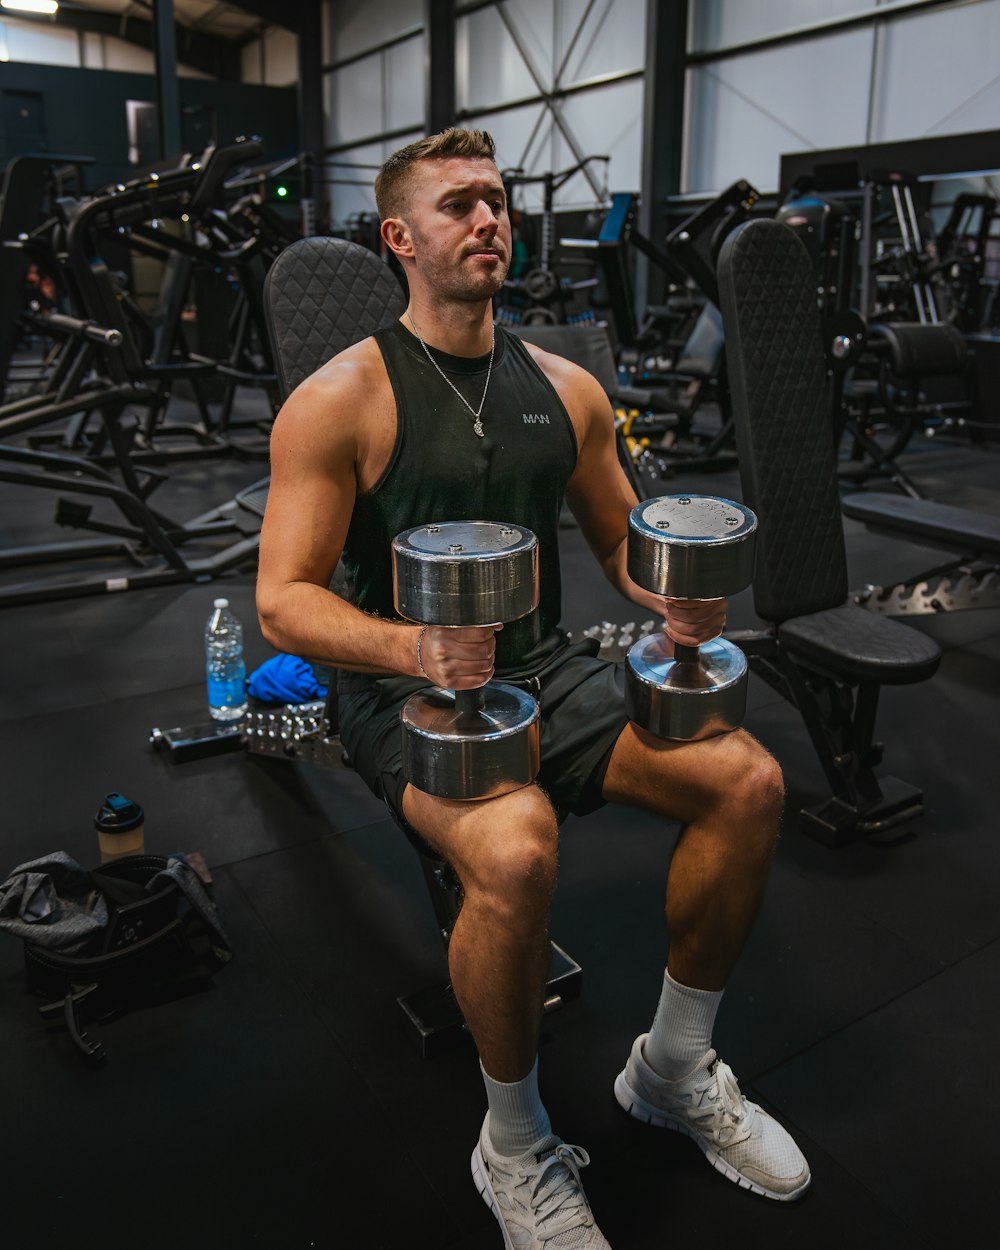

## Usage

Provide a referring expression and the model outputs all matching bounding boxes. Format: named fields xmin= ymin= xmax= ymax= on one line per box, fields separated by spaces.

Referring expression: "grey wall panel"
xmin=554 ymin=78 xmax=642 ymax=203
xmin=557 ymin=0 xmax=645 ymax=86
xmin=385 ymin=36 xmax=425 ymax=132
xmin=873 ymin=0 xmax=1000 ymax=142
xmin=683 ymin=25 xmax=874 ymax=193
xmin=456 ymin=5 xmax=541 ymax=112
xmin=325 ymin=0 xmax=650 ymax=224
xmin=689 ymin=0 xmax=880 ymax=53
xmin=328 ymin=54 xmax=385 ymax=147
xmin=328 ymin=0 xmax=424 ymax=63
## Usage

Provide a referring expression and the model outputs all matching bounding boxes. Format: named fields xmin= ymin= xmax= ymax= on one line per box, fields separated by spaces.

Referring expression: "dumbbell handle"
xmin=454 ymin=687 xmax=487 ymax=716
xmin=672 ymin=642 xmax=701 ymax=666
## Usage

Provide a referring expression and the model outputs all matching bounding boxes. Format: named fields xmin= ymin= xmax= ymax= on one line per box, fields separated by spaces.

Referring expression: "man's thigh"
xmin=337 ymin=644 xmax=631 ymax=832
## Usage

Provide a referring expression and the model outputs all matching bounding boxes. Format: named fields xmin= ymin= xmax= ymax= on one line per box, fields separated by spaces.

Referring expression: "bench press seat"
xmin=777 ymin=602 xmax=941 ymax=683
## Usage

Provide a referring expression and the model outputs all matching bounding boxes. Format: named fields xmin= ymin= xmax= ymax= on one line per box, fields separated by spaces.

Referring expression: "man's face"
xmin=402 ymin=156 xmax=512 ymax=302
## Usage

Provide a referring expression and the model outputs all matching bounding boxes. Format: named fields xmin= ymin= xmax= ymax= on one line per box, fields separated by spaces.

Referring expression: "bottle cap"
xmin=94 ymin=792 xmax=144 ymax=834
xmin=214 ymin=598 xmax=229 ymax=608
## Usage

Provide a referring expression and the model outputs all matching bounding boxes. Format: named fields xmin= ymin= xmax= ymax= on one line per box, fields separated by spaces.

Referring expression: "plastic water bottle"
xmin=205 ymin=597 xmax=247 ymax=721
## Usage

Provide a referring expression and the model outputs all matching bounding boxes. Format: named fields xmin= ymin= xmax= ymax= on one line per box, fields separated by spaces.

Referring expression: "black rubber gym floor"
xmin=1 ymin=400 xmax=998 ymax=1249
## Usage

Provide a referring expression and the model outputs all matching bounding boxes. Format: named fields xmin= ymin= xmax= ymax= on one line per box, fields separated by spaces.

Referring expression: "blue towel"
xmin=247 ymin=654 xmax=329 ymax=704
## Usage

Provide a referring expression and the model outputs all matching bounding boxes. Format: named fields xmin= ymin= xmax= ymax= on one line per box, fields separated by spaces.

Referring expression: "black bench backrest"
xmin=263 ymin=236 xmax=406 ymax=400
xmin=717 ymin=218 xmax=848 ymax=624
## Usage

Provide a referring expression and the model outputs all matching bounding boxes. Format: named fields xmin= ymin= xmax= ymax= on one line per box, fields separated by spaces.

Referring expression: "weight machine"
xmin=495 ymin=156 xmax=609 ymax=327
xmin=563 ymin=182 xmax=760 ymax=486
xmin=0 ymin=139 xmax=289 ymax=606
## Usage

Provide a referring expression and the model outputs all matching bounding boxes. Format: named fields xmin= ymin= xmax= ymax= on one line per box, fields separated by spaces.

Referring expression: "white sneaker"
xmin=614 ymin=1035 xmax=811 ymax=1201
xmin=471 ymin=1115 xmax=612 ymax=1249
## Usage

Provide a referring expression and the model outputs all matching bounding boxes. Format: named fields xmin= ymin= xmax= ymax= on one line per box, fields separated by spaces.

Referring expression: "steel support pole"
xmin=298 ymin=1 xmax=326 ymax=232
xmin=425 ymin=0 xmax=457 ymax=134
xmin=153 ymin=0 xmax=181 ymax=161
xmin=637 ymin=0 xmax=688 ymax=314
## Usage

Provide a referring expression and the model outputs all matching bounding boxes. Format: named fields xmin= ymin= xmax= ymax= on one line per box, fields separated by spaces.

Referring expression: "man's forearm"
xmin=601 ymin=538 xmax=665 ymax=618
xmin=257 ymin=581 xmax=422 ymax=677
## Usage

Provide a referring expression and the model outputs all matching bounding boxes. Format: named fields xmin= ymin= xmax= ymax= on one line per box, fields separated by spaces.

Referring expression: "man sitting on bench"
xmin=256 ymin=127 xmax=809 ymax=1248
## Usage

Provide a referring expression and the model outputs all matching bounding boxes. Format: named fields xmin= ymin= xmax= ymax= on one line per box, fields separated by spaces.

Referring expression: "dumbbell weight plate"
xmin=627 ymin=495 xmax=757 ymax=600
xmin=393 ymin=521 xmax=539 ymax=626
xmin=402 ymin=684 xmax=541 ymax=800
xmin=393 ymin=519 xmax=541 ymax=800
xmin=626 ymin=633 xmax=748 ymax=741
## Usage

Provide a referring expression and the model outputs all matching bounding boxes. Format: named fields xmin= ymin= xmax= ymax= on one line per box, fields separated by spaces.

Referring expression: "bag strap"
xmin=37 ymin=985 xmax=107 ymax=1068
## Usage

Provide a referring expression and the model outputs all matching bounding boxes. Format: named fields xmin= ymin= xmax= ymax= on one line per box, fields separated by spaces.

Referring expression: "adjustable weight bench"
xmin=717 ymin=219 xmax=942 ymax=847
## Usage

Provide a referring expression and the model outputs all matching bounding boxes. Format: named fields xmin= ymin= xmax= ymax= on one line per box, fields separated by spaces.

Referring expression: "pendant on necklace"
xmin=473 ymin=419 xmax=485 ymax=438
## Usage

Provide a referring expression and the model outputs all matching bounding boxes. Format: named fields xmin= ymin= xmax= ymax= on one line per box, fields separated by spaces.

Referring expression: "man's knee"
xmin=710 ymin=734 xmax=785 ymax=861
xmin=409 ymin=784 xmax=559 ymax=909
xmin=457 ymin=789 xmax=559 ymax=929
xmin=725 ymin=733 xmax=785 ymax=820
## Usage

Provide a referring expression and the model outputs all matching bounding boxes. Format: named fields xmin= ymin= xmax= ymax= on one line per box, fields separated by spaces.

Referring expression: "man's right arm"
xmin=256 ymin=355 xmax=424 ymax=677
xmin=256 ymin=354 xmax=499 ymax=689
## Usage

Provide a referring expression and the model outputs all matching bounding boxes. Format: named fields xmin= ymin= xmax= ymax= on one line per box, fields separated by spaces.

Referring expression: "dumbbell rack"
xmin=150 ymin=699 xmax=582 ymax=1057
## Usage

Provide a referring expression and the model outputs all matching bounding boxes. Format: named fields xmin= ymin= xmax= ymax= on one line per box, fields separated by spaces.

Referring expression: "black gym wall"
xmin=0 ymin=62 xmax=298 ymax=191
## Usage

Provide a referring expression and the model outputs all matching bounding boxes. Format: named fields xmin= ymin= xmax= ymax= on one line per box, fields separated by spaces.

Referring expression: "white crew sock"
xmin=641 ymin=968 xmax=724 ymax=1082
xmin=481 ymin=1058 xmax=552 ymax=1158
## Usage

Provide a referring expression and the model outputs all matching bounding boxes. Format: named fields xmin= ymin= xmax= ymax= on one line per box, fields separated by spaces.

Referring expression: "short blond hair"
xmin=375 ymin=127 xmax=497 ymax=220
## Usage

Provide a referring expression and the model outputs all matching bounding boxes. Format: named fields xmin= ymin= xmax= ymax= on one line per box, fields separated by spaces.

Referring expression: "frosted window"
xmin=262 ymin=29 xmax=298 ymax=88
xmin=5 ymin=20 xmax=78 ymax=67
xmin=241 ymin=42 xmax=262 ymax=86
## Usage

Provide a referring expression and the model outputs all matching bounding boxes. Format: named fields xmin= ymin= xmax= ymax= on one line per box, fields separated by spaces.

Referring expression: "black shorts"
xmin=336 ymin=633 xmax=630 ymax=831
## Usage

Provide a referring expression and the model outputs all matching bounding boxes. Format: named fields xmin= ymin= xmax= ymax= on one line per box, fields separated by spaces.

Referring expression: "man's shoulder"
xmin=293 ymin=332 xmax=390 ymax=402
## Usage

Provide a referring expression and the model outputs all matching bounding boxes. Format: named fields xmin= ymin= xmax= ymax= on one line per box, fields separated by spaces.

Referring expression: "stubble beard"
xmin=414 ymin=236 xmax=510 ymax=305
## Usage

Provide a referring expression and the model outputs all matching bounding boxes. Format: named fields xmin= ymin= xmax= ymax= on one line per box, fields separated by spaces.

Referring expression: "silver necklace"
xmin=407 ymin=312 xmax=494 ymax=438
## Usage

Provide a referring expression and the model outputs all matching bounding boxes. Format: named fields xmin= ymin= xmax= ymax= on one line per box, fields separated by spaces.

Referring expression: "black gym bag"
xmin=10 ymin=852 xmax=232 ymax=1068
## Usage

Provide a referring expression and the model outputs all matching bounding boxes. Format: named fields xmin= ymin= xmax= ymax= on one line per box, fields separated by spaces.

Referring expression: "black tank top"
xmin=341 ymin=320 xmax=578 ymax=672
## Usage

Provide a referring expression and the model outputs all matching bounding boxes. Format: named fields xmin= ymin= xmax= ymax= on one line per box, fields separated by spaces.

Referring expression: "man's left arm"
xmin=554 ymin=360 xmax=726 ymax=647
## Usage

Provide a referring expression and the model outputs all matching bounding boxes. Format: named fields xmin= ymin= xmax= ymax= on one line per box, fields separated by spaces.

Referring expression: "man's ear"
xmin=381 ymin=216 xmax=413 ymax=261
